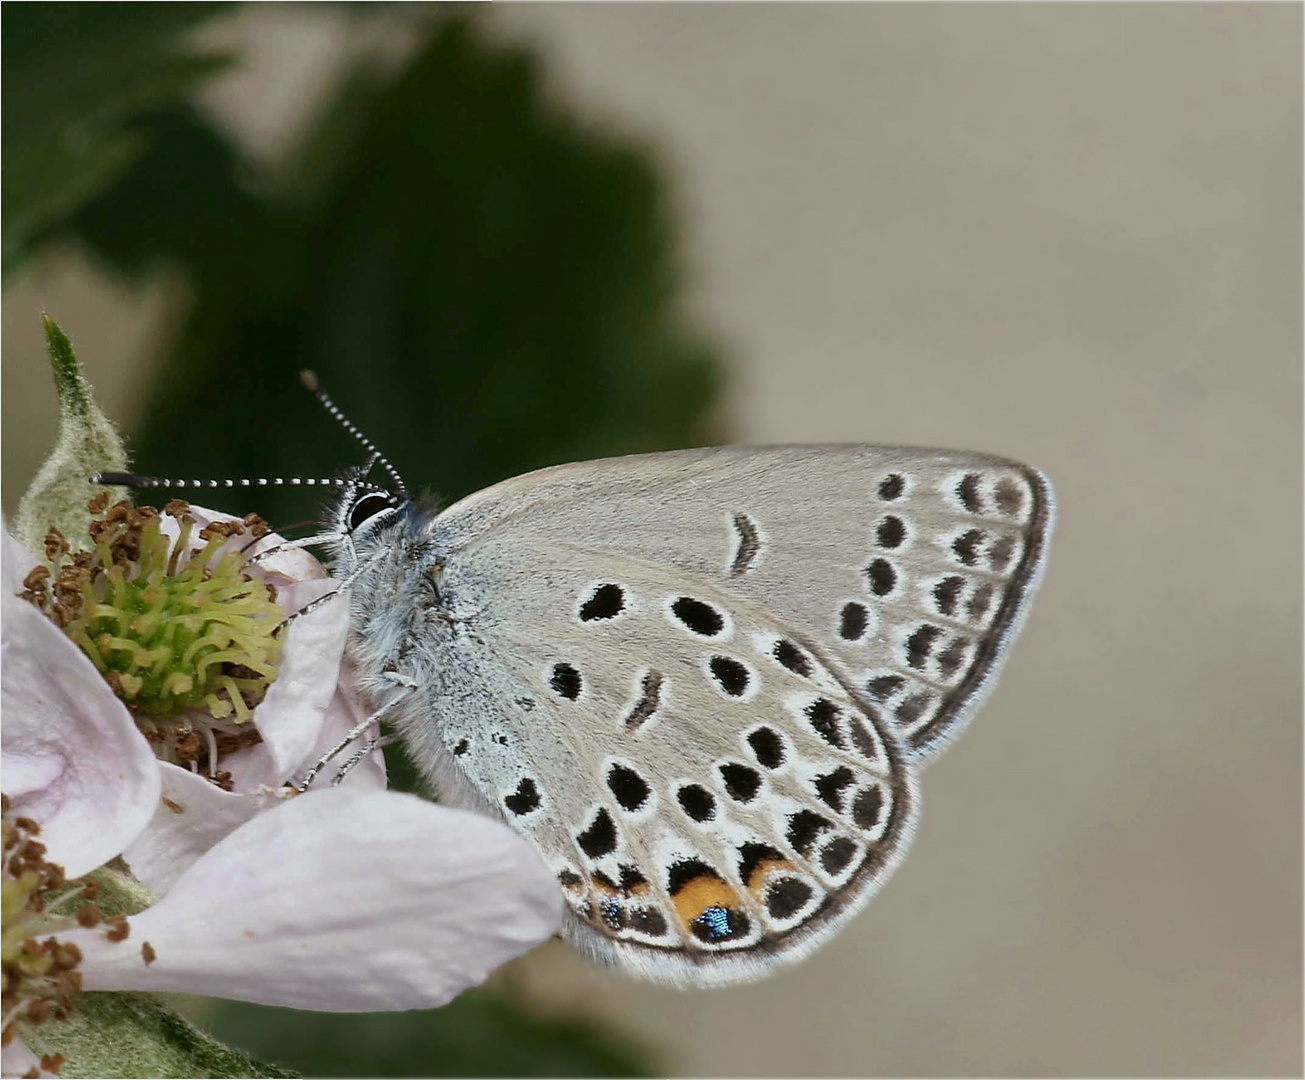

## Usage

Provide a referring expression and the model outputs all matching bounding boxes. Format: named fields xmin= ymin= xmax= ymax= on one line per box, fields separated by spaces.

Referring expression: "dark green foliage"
xmin=1 ymin=2 xmax=232 ymax=271
xmin=201 ymin=990 xmax=654 ymax=1079
xmin=70 ymin=17 xmax=722 ymax=531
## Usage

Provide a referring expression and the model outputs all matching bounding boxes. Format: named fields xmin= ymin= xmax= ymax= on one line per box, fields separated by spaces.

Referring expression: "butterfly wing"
xmin=415 ymin=446 xmax=1051 ymax=984
xmin=436 ymin=445 xmax=1053 ymax=762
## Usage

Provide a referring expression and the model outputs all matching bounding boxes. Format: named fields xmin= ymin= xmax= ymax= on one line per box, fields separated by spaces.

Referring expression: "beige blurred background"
xmin=3 ymin=4 xmax=1300 ymax=1076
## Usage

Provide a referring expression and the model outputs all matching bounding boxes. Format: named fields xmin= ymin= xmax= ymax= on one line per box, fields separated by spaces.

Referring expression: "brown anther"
xmin=243 ymin=513 xmax=271 ymax=539
xmin=25 ymin=998 xmax=52 ymax=1023
xmin=42 ymin=529 xmax=70 ymax=561
xmin=22 ymin=567 xmax=51 ymax=591
xmin=104 ymin=916 xmax=130 ymax=943
xmin=40 ymin=1053 xmax=65 ymax=1074
xmin=80 ymin=881 xmax=100 ymax=900
xmin=163 ymin=499 xmax=191 ymax=519
xmin=104 ymin=504 xmax=130 ymax=524
xmin=52 ymin=942 xmax=82 ymax=968
xmin=21 ymin=1067 xmax=38 ymax=1078
xmin=174 ymin=729 xmax=200 ymax=760
xmin=13 ymin=817 xmax=40 ymax=833
xmin=76 ymin=904 xmax=103 ymax=928
xmin=2 ymin=1020 xmax=16 ymax=1047
xmin=141 ymin=941 xmax=157 ymax=966
xmin=88 ymin=491 xmax=110 ymax=514
xmin=2 ymin=793 xmax=9 ymax=813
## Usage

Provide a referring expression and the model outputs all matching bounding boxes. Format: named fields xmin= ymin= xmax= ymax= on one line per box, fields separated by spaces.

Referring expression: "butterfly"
xmin=100 ymin=383 xmax=1053 ymax=987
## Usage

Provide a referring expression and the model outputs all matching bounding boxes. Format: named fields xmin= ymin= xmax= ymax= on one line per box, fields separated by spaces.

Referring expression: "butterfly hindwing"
xmin=422 ymin=545 xmax=917 ymax=985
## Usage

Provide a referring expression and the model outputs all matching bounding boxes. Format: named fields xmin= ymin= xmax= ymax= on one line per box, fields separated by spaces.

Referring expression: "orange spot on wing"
xmin=670 ymin=874 xmax=742 ymax=931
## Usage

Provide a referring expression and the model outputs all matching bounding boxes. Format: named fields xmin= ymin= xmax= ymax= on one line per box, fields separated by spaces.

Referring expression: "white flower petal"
xmin=304 ymin=658 xmax=387 ymax=790
xmin=1 ymin=567 xmax=160 ymax=878
xmin=120 ymin=763 xmax=293 ymax=896
xmin=223 ymin=578 xmax=349 ymax=789
xmin=1 ymin=1037 xmax=43 ymax=1078
xmin=2 ymin=523 xmax=38 ymax=594
xmin=72 ymin=789 xmax=563 ymax=1011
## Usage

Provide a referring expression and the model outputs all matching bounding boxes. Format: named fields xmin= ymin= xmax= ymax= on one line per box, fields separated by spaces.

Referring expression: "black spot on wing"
xmin=576 ymin=807 xmax=618 ymax=858
xmin=952 ymin=529 xmax=984 ymax=566
xmin=672 ymin=596 xmax=725 ymax=636
xmin=766 ymin=878 xmax=815 ymax=920
xmin=607 ymin=764 xmax=651 ymax=812
xmin=820 ymin=836 xmax=859 ymax=876
xmin=709 ymin=656 xmax=751 ymax=696
xmin=550 ymin=662 xmax=582 ymax=699
xmin=839 ymin=601 xmax=869 ymax=641
xmin=677 ymin=784 xmax=717 ymax=822
xmin=957 ymin=473 xmax=984 ymax=513
xmin=737 ymin=842 xmax=785 ymax=884
xmin=814 ymin=766 xmax=856 ymax=813
xmin=852 ymin=787 xmax=884 ymax=830
xmin=876 ymin=516 xmax=906 ymax=549
xmin=866 ymin=558 xmax=897 ymax=596
xmin=773 ymin=639 xmax=812 ymax=678
xmin=629 ymin=908 xmax=667 ymax=937
xmin=866 ymin=674 xmax=905 ymax=701
xmin=786 ymin=809 xmax=833 ymax=856
xmin=746 ymin=727 xmax=785 ymax=769
xmin=503 ymin=777 xmax=541 ymax=816
xmin=719 ymin=762 xmax=763 ymax=803
xmin=933 ymin=576 xmax=965 ymax=616
xmin=906 ymin=625 xmax=943 ymax=670
xmin=579 ymin=583 xmax=625 ymax=621
xmin=878 ymin=474 xmax=905 ymax=500
xmin=805 ymin=698 xmax=845 ymax=748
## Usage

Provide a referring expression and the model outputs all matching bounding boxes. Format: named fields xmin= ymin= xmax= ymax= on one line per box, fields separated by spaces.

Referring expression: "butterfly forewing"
xmin=405 ymin=445 xmax=1050 ymax=983
xmin=435 ymin=445 xmax=1053 ymax=761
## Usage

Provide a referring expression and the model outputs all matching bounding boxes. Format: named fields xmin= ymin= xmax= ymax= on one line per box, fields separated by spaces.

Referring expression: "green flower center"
xmin=23 ymin=499 xmax=285 ymax=779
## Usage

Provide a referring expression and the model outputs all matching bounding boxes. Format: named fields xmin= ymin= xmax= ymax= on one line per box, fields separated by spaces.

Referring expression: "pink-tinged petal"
xmin=120 ymin=763 xmax=294 ymax=896
xmin=224 ymin=578 xmax=349 ymax=789
xmin=304 ymin=658 xmax=387 ymax=790
xmin=71 ymin=789 xmax=563 ymax=1011
xmin=1 ymin=1037 xmax=43 ymax=1078
xmin=2 ymin=524 xmax=39 ymax=595
xmin=1 ymin=584 xmax=160 ymax=878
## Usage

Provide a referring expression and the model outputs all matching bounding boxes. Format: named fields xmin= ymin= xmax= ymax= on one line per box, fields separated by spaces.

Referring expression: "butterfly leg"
xmin=244 ymin=532 xmax=346 ymax=563
xmin=292 ymin=684 xmax=413 ymax=791
xmin=330 ymin=734 xmax=399 ymax=787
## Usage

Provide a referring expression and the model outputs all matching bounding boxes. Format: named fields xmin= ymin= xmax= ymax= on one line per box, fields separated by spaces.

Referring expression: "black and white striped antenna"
xmin=91 ymin=372 xmax=408 ymax=499
xmin=300 ymin=370 xmax=407 ymax=498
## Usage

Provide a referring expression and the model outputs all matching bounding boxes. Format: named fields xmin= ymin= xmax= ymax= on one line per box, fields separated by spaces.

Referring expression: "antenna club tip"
xmin=299 ymin=370 xmax=320 ymax=392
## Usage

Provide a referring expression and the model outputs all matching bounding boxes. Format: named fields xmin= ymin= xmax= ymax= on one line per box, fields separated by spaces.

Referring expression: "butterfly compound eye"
xmin=348 ymin=492 xmax=395 ymax=531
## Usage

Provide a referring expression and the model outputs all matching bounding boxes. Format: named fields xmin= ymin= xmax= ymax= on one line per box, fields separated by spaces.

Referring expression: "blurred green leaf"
xmin=69 ymin=16 xmax=723 ymax=530
xmin=1 ymin=2 xmax=232 ymax=273
xmin=201 ymin=989 xmax=654 ymax=1078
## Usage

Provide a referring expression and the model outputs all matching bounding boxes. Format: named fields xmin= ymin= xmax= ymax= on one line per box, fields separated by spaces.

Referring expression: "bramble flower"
xmin=2 ymin=506 xmax=562 ymax=1070
xmin=4 ymin=320 xmax=562 ymax=1076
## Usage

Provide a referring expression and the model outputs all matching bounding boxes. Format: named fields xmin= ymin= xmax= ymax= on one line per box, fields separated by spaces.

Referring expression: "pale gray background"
xmin=3 ymin=5 xmax=1300 ymax=1076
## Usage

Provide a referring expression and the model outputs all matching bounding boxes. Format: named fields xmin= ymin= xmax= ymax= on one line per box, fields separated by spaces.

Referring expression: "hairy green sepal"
xmin=13 ymin=316 xmax=128 ymax=556
xmin=18 ymin=993 xmax=297 ymax=1080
